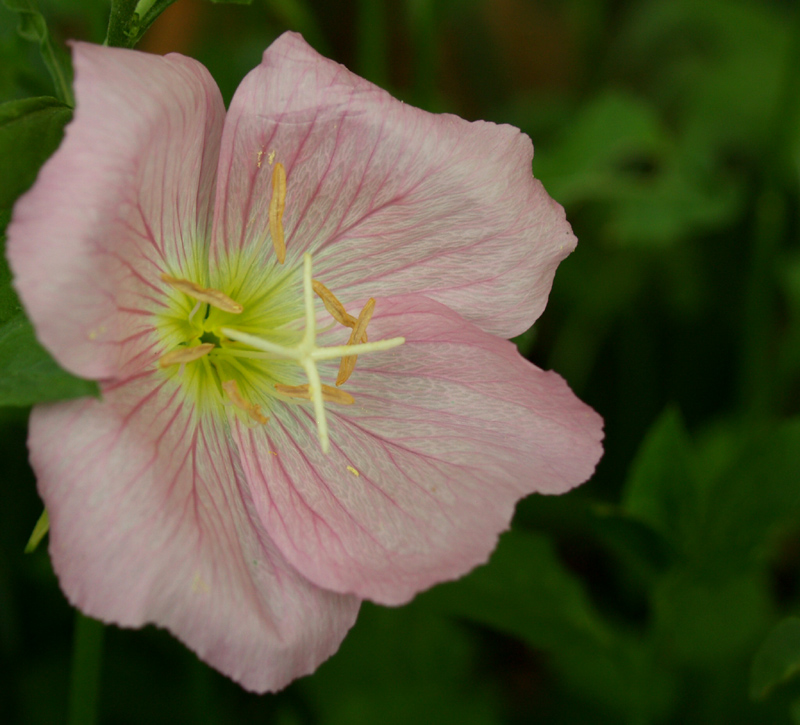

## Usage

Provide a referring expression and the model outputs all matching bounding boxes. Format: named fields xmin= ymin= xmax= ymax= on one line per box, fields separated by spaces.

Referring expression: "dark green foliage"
xmin=2 ymin=0 xmax=73 ymax=104
xmin=0 ymin=96 xmax=71 ymax=209
xmin=0 ymin=314 xmax=98 ymax=405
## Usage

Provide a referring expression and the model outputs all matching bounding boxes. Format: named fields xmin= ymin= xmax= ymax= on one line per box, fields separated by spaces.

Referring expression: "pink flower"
xmin=7 ymin=32 xmax=603 ymax=692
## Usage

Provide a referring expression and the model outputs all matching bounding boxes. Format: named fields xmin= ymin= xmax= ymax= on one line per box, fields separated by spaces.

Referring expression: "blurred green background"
xmin=3 ymin=0 xmax=800 ymax=722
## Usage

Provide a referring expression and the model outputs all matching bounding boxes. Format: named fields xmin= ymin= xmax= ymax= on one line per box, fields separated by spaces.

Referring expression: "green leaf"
xmin=589 ymin=505 xmax=673 ymax=586
xmin=417 ymin=529 xmax=675 ymax=720
xmin=626 ymin=414 xmax=800 ymax=573
xmin=302 ymin=603 xmax=499 ymax=725
xmin=751 ymin=618 xmax=800 ymax=700
xmin=2 ymin=0 xmax=73 ymax=105
xmin=617 ymin=0 xmax=790 ymax=161
xmin=622 ymin=406 xmax=698 ymax=554
xmin=534 ymin=91 xmax=668 ymax=207
xmin=534 ymin=90 xmax=741 ymax=248
xmin=700 ymin=418 xmax=800 ymax=569
xmin=418 ymin=529 xmax=606 ymax=651
xmin=0 ymin=96 xmax=71 ymax=209
xmin=0 ymin=313 xmax=98 ymax=406
xmin=653 ymin=568 xmax=771 ymax=667
xmin=0 ymin=209 xmax=21 ymax=325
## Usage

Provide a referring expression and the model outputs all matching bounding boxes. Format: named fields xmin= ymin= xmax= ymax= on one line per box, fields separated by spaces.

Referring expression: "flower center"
xmin=155 ymin=163 xmax=404 ymax=453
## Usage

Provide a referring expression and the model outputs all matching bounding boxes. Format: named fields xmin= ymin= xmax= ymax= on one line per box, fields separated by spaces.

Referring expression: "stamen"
xmin=162 ymin=274 xmax=243 ymax=314
xmin=269 ymin=162 xmax=287 ymax=264
xmin=337 ymin=298 xmax=375 ymax=386
xmin=159 ymin=343 xmax=215 ymax=368
xmin=312 ymin=280 xmax=357 ymax=327
xmin=220 ymin=253 xmax=405 ymax=455
xmin=221 ymin=379 xmax=269 ymax=424
xmin=274 ymin=383 xmax=355 ymax=405
xmin=312 ymin=279 xmax=367 ymax=342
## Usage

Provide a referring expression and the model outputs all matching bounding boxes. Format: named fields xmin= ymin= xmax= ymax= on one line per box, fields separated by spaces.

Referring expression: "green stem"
xmin=67 ymin=612 xmax=105 ymax=725
xmin=105 ymin=0 xmax=179 ymax=49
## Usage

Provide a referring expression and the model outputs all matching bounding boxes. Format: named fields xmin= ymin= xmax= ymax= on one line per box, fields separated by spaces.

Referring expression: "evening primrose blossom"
xmin=7 ymin=33 xmax=603 ymax=692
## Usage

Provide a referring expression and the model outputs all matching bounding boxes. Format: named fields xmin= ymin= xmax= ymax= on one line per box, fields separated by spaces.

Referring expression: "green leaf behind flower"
xmin=0 ymin=209 xmax=20 ymax=325
xmin=0 ymin=314 xmax=98 ymax=406
xmin=417 ymin=529 xmax=675 ymax=720
xmin=622 ymin=406 xmax=698 ymax=554
xmin=0 ymin=96 xmax=71 ymax=209
xmin=1 ymin=0 xmax=73 ymax=105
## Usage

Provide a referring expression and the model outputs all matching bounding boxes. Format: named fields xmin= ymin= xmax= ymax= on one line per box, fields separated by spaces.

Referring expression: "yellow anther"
xmin=274 ymin=382 xmax=355 ymax=405
xmin=222 ymin=380 xmax=269 ymax=424
xmin=159 ymin=343 xmax=215 ymax=368
xmin=346 ymin=466 xmax=360 ymax=477
xmin=161 ymin=275 xmax=243 ymax=314
xmin=312 ymin=279 xmax=368 ymax=342
xmin=269 ymin=162 xmax=287 ymax=264
xmin=337 ymin=298 xmax=375 ymax=386
xmin=313 ymin=280 xmax=356 ymax=327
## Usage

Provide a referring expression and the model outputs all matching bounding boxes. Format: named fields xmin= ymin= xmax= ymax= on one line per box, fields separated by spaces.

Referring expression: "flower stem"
xmin=67 ymin=612 xmax=105 ymax=725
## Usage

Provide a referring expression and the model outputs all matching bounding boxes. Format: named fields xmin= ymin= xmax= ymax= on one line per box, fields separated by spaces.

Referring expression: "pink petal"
xmin=7 ymin=43 xmax=225 ymax=380
xmin=211 ymin=32 xmax=575 ymax=339
xmin=30 ymin=374 xmax=359 ymax=692
xmin=232 ymin=294 xmax=603 ymax=605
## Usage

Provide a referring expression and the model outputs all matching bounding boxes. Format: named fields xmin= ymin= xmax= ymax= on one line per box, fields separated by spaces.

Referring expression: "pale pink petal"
xmin=7 ymin=43 xmax=224 ymax=380
xmin=232 ymin=295 xmax=603 ymax=605
xmin=211 ymin=32 xmax=574 ymax=339
xmin=30 ymin=375 xmax=359 ymax=692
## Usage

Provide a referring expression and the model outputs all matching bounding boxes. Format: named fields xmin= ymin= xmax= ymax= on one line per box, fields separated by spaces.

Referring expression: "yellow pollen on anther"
xmin=347 ymin=466 xmax=360 ymax=477
xmin=161 ymin=274 xmax=243 ymax=314
xmin=159 ymin=343 xmax=215 ymax=368
xmin=274 ymin=383 xmax=355 ymax=405
xmin=337 ymin=298 xmax=375 ymax=386
xmin=269 ymin=162 xmax=287 ymax=264
xmin=222 ymin=379 xmax=269 ymax=424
